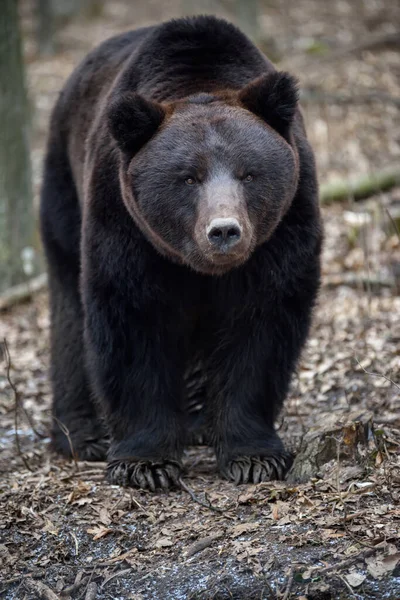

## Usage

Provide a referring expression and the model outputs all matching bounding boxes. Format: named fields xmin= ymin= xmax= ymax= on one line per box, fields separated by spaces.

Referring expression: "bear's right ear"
xmin=107 ymin=93 xmax=166 ymax=155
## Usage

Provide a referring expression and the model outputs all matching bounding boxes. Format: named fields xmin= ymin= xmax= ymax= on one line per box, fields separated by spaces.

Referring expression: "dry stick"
xmin=3 ymin=338 xmax=32 ymax=472
xmin=355 ymin=357 xmax=400 ymax=392
xmin=101 ymin=568 xmax=132 ymax=589
xmin=21 ymin=401 xmax=47 ymax=439
xmin=307 ymin=546 xmax=382 ymax=578
xmin=335 ymin=573 xmax=357 ymax=598
xmin=178 ymin=477 xmax=226 ymax=513
xmin=53 ymin=415 xmax=79 ymax=471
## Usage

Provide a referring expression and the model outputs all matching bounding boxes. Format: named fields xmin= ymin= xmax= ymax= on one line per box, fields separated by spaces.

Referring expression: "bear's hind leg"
xmin=40 ymin=146 xmax=108 ymax=461
xmin=48 ymin=270 xmax=109 ymax=461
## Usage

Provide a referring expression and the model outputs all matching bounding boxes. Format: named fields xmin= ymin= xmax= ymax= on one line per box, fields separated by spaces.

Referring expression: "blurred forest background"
xmin=1 ymin=2 xmax=400 ymax=599
xmin=0 ymin=0 xmax=399 ymax=296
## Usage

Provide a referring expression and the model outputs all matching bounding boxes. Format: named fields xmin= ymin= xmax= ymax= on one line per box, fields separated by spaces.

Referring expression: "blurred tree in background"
xmin=0 ymin=0 xmax=39 ymax=293
xmin=37 ymin=0 xmax=54 ymax=56
xmin=36 ymin=0 xmax=105 ymax=56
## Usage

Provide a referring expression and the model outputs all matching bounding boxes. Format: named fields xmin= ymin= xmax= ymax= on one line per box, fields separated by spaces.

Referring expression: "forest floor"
xmin=1 ymin=1 xmax=400 ymax=599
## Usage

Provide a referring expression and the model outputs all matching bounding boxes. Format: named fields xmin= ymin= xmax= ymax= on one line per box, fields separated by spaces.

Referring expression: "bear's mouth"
xmin=190 ymin=251 xmax=250 ymax=275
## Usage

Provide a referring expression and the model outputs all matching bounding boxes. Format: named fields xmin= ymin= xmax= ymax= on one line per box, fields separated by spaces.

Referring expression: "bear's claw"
xmin=224 ymin=454 xmax=292 ymax=484
xmin=107 ymin=459 xmax=182 ymax=490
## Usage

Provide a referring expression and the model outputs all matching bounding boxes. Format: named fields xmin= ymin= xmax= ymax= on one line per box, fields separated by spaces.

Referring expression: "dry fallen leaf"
xmin=155 ymin=537 xmax=173 ymax=548
xmin=230 ymin=522 xmax=260 ymax=538
xmin=87 ymin=525 xmax=113 ymax=540
xmin=344 ymin=570 xmax=367 ymax=587
xmin=366 ymin=553 xmax=400 ymax=579
xmin=42 ymin=518 xmax=59 ymax=536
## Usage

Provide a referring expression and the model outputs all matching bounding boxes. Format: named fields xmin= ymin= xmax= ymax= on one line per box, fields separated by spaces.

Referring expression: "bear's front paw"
xmin=222 ymin=453 xmax=293 ymax=484
xmin=107 ymin=458 xmax=182 ymax=490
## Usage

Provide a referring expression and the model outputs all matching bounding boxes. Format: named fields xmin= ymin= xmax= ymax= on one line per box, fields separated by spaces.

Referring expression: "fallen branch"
xmin=355 ymin=357 xmax=400 ymax=392
xmin=0 ymin=272 xmax=47 ymax=311
xmin=306 ymin=545 xmax=383 ymax=578
xmin=179 ymin=477 xmax=226 ymax=513
xmin=323 ymin=273 xmax=395 ymax=290
xmin=320 ymin=166 xmax=400 ymax=205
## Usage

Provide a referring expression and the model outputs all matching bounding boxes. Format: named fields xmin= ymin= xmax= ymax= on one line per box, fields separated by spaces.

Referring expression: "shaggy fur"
xmin=40 ymin=16 xmax=322 ymax=489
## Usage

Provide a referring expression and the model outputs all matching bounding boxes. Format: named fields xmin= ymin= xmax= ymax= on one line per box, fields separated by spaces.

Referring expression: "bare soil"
xmin=1 ymin=1 xmax=400 ymax=598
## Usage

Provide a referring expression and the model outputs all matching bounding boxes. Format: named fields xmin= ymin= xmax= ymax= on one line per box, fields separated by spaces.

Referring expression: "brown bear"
xmin=40 ymin=16 xmax=322 ymax=490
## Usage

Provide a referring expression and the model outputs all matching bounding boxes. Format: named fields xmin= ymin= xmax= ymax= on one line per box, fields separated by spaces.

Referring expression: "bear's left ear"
xmin=107 ymin=92 xmax=166 ymax=155
xmin=239 ymin=72 xmax=299 ymax=139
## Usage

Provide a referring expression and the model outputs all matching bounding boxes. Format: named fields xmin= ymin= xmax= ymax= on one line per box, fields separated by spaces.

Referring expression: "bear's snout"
xmin=206 ymin=218 xmax=242 ymax=252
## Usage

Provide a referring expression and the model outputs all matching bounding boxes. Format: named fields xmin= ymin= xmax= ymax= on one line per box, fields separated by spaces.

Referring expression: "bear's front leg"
xmin=82 ymin=233 xmax=185 ymax=490
xmin=208 ymin=290 xmax=314 ymax=484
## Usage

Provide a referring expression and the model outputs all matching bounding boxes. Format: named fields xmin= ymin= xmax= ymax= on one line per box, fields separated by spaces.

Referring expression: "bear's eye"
xmin=243 ymin=174 xmax=253 ymax=183
xmin=185 ymin=177 xmax=196 ymax=186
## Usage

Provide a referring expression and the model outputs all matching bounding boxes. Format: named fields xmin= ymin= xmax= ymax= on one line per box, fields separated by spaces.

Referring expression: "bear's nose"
xmin=207 ymin=218 xmax=242 ymax=251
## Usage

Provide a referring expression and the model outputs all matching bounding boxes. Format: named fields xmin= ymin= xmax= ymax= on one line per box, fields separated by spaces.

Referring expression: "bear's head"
xmin=107 ymin=72 xmax=299 ymax=275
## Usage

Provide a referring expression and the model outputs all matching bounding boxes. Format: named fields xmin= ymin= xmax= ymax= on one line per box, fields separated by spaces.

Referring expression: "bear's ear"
xmin=107 ymin=93 xmax=166 ymax=154
xmin=239 ymin=72 xmax=299 ymax=138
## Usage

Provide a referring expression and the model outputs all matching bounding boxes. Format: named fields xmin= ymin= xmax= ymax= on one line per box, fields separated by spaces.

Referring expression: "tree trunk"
xmin=0 ymin=0 xmax=38 ymax=292
xmin=37 ymin=0 xmax=55 ymax=56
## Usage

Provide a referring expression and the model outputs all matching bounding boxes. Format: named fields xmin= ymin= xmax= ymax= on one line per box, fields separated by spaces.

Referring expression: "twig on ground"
xmin=355 ymin=357 xmax=400 ymax=392
xmin=101 ymin=568 xmax=132 ymax=588
xmin=178 ymin=477 xmax=226 ymax=513
xmin=3 ymin=339 xmax=32 ymax=472
xmin=53 ymin=416 xmax=79 ymax=470
xmin=21 ymin=402 xmax=48 ymax=439
xmin=335 ymin=574 xmax=358 ymax=598
xmin=307 ymin=545 xmax=384 ymax=577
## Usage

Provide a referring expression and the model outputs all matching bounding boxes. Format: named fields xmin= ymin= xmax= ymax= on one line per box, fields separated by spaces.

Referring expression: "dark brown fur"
xmin=40 ymin=16 xmax=322 ymax=488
